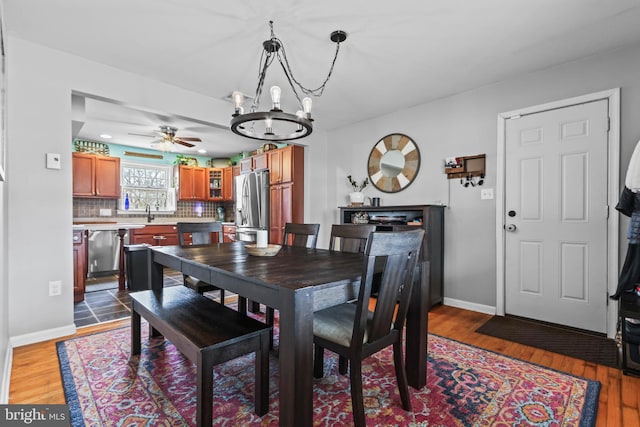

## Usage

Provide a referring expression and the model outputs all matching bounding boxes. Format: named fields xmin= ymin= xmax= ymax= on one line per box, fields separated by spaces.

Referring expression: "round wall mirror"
xmin=367 ymin=133 xmax=420 ymax=192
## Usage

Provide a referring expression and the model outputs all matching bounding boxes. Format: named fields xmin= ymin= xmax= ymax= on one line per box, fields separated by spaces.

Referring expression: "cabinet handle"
xmin=153 ymin=235 xmax=167 ymax=240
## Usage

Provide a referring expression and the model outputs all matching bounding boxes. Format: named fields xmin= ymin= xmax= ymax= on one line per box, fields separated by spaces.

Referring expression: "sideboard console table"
xmin=339 ymin=204 xmax=445 ymax=309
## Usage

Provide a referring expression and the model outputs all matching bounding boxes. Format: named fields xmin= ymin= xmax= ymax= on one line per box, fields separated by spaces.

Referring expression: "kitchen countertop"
xmin=73 ymin=218 xmax=235 ymax=231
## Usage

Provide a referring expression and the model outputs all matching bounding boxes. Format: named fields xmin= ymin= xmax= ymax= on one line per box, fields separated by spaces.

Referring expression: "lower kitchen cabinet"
xmin=129 ymin=224 xmax=179 ymax=246
xmin=73 ymin=230 xmax=87 ymax=303
xmin=223 ymin=225 xmax=236 ymax=242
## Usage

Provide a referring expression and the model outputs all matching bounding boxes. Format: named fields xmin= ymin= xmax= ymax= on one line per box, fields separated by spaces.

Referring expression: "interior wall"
xmin=0 ymin=180 xmax=8 ymax=402
xmin=5 ymin=37 xmax=234 ymax=341
xmin=322 ymin=43 xmax=640 ymax=310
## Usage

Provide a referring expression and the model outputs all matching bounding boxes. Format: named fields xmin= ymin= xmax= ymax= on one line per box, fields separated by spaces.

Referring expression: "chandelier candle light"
xmin=230 ymin=21 xmax=347 ymax=142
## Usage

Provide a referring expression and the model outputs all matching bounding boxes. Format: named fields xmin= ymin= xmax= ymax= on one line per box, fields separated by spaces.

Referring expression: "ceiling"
xmin=5 ymin=0 xmax=640 ymax=157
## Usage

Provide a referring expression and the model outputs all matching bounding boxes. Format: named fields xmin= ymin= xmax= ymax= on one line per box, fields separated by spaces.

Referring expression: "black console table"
xmin=339 ymin=204 xmax=445 ymax=309
xmin=619 ymin=292 xmax=640 ymax=376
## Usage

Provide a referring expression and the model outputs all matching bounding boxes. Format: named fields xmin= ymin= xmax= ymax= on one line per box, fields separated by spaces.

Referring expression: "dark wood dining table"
xmin=148 ymin=241 xmax=429 ymax=427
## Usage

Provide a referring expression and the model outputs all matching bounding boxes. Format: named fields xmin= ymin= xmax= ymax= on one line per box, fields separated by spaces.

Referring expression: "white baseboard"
xmin=443 ymin=297 xmax=496 ymax=316
xmin=9 ymin=323 xmax=77 ymax=348
xmin=1 ymin=344 xmax=12 ymax=404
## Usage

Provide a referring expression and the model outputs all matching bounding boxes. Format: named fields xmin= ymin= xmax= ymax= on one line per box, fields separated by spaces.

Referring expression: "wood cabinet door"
xmin=254 ymin=153 xmax=268 ymax=171
xmin=73 ymin=230 xmax=86 ymax=303
xmin=239 ymin=158 xmax=253 ymax=173
xmin=193 ymin=167 xmax=207 ymax=200
xmin=222 ymin=167 xmax=233 ymax=201
xmin=269 ymin=185 xmax=283 ymax=244
xmin=72 ymin=153 xmax=95 ymax=196
xmin=94 ymin=156 xmax=120 ymax=198
xmin=178 ymin=166 xmax=195 ymax=200
xmin=281 ymin=146 xmax=293 ymax=183
xmin=268 ymin=149 xmax=282 ymax=184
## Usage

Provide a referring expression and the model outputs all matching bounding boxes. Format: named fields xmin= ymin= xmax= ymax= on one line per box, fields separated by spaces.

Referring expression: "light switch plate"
xmin=481 ymin=188 xmax=494 ymax=200
xmin=46 ymin=153 xmax=61 ymax=170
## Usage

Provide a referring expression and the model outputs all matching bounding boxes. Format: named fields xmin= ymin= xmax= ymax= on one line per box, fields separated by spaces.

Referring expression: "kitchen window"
xmin=119 ymin=161 xmax=176 ymax=213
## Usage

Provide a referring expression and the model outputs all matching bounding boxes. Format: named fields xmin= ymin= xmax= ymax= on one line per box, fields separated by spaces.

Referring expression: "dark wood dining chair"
xmin=282 ymin=222 xmax=320 ymax=248
xmin=329 ymin=223 xmax=376 ymax=374
xmin=329 ymin=224 xmax=376 ymax=253
xmin=312 ymin=229 xmax=425 ymax=427
xmin=259 ymin=223 xmax=320 ymax=348
xmin=177 ymin=222 xmax=225 ymax=302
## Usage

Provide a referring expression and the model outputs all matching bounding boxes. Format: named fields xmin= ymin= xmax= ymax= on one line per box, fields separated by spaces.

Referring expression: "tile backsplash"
xmin=73 ymin=198 xmax=234 ymax=222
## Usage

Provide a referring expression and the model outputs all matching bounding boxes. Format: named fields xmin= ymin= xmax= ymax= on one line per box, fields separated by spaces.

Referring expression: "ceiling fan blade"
xmin=128 ymin=132 xmax=157 ymax=138
xmin=176 ymin=137 xmax=202 ymax=142
xmin=175 ymin=139 xmax=196 ymax=148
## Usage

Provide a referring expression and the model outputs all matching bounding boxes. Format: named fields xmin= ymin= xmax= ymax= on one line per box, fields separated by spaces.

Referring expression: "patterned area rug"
xmin=57 ymin=323 xmax=600 ymax=426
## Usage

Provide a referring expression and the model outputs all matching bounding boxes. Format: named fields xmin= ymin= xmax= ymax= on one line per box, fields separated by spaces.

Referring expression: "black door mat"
xmin=476 ymin=315 xmax=619 ymax=368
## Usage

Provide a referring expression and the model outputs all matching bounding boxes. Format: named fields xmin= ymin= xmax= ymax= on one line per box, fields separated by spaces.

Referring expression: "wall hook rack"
xmin=444 ymin=154 xmax=486 ymax=187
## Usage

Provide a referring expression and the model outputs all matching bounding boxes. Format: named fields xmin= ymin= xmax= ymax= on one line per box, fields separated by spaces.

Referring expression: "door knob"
xmin=506 ymin=224 xmax=517 ymax=232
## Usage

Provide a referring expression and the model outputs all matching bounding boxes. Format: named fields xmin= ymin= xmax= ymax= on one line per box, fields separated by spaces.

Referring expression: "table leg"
xmin=277 ymin=289 xmax=314 ymax=427
xmin=131 ymin=306 xmax=141 ymax=355
xmin=117 ymin=228 xmax=127 ymax=290
xmin=405 ymin=261 xmax=429 ymax=389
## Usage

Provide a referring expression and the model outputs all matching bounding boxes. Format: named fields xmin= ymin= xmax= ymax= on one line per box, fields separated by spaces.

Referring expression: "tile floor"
xmin=74 ymin=270 xmax=234 ymax=327
xmin=73 ymin=270 xmax=184 ymax=327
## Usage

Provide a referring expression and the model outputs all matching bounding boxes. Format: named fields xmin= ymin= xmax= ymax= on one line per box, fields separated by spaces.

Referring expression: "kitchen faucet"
xmin=145 ymin=205 xmax=155 ymax=223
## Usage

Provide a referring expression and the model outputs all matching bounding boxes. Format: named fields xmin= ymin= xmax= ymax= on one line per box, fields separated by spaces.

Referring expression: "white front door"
xmin=504 ymin=99 xmax=609 ymax=333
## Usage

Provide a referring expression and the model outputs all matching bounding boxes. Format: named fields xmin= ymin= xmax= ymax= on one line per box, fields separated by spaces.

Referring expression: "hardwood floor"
xmin=9 ymin=304 xmax=640 ymax=426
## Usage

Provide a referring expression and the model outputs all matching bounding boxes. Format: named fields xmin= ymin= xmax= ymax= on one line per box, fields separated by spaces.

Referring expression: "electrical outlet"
xmin=481 ymin=188 xmax=494 ymax=200
xmin=99 ymin=208 xmax=112 ymax=216
xmin=49 ymin=280 xmax=62 ymax=296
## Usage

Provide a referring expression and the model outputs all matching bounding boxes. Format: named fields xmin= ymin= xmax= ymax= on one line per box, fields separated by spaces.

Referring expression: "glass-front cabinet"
xmin=208 ymin=168 xmax=223 ymax=201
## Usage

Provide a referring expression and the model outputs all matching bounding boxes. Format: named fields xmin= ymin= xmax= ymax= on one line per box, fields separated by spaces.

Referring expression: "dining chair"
xmin=282 ymin=222 xmax=320 ymax=248
xmin=329 ymin=223 xmax=377 ymax=374
xmin=329 ymin=224 xmax=376 ymax=253
xmin=312 ymin=229 xmax=425 ymax=427
xmin=177 ymin=222 xmax=226 ymax=302
xmin=260 ymin=223 xmax=320 ymax=348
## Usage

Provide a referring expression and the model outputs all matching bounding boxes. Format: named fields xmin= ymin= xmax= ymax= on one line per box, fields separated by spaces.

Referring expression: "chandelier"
xmin=230 ymin=21 xmax=347 ymax=142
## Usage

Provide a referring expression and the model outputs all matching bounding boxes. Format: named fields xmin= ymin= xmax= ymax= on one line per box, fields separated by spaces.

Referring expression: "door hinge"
xmin=607 ymin=116 xmax=611 ymax=132
xmin=606 ymin=205 xmax=610 ymax=219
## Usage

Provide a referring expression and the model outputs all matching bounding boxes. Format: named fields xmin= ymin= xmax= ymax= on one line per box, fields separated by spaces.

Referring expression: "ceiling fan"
xmin=129 ymin=125 xmax=201 ymax=148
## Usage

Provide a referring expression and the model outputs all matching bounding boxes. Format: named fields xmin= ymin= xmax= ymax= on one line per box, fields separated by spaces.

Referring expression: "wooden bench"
xmin=130 ymin=286 xmax=271 ymax=426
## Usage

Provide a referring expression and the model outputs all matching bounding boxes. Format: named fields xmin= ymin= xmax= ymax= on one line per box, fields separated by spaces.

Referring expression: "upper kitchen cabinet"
xmin=222 ymin=167 xmax=234 ymax=201
xmin=177 ymin=165 xmax=207 ymax=201
xmin=72 ymin=152 xmax=120 ymax=198
xmin=207 ymin=168 xmax=223 ymax=201
xmin=268 ymin=145 xmax=303 ymax=185
xmin=239 ymin=153 xmax=268 ymax=174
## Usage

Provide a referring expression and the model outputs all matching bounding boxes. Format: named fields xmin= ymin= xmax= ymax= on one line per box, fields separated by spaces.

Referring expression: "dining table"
xmin=147 ymin=241 xmax=430 ymax=427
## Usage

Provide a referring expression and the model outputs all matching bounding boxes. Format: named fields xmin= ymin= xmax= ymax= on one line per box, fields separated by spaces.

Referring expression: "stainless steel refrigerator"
xmin=235 ymin=170 xmax=270 ymax=242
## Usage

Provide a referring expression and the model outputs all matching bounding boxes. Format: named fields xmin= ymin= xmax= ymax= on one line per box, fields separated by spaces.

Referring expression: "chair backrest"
xmin=353 ymin=229 xmax=424 ymax=348
xmin=329 ymin=224 xmax=376 ymax=253
xmin=282 ymin=223 xmax=320 ymax=248
xmin=177 ymin=222 xmax=223 ymax=246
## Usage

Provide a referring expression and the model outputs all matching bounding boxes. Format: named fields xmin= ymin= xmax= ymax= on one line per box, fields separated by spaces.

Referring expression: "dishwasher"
xmin=87 ymin=230 xmax=129 ymax=277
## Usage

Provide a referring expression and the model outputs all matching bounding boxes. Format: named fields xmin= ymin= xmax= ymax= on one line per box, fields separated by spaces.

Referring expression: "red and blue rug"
xmin=57 ymin=324 xmax=600 ymax=426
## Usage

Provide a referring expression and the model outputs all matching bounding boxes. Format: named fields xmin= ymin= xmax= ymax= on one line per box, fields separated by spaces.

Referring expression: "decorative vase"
xmin=349 ymin=192 xmax=365 ymax=206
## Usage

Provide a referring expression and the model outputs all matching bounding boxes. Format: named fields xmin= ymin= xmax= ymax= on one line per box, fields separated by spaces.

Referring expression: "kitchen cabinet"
xmin=268 ymin=145 xmax=303 ymax=185
xmin=223 ymin=224 xmax=237 ymax=242
xmin=222 ymin=167 xmax=233 ymax=201
xmin=239 ymin=153 xmax=268 ymax=173
xmin=129 ymin=224 xmax=179 ymax=246
xmin=207 ymin=168 xmax=223 ymax=201
xmin=268 ymin=145 xmax=304 ymax=244
xmin=270 ymin=182 xmax=302 ymax=244
xmin=73 ymin=230 xmax=87 ymax=303
xmin=177 ymin=165 xmax=207 ymax=201
xmin=339 ymin=204 xmax=445 ymax=309
xmin=72 ymin=152 xmax=120 ymax=198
